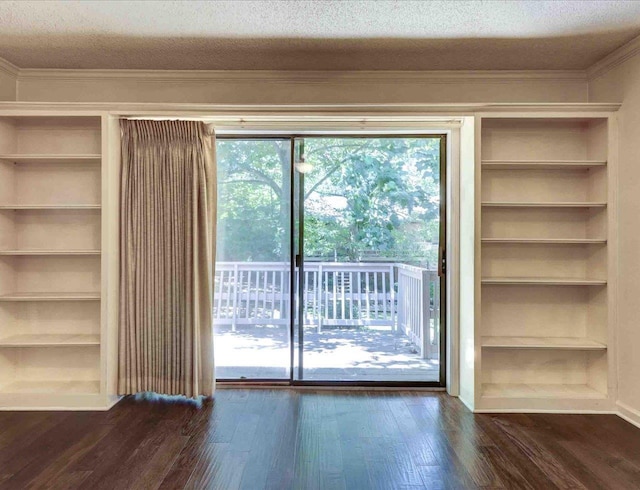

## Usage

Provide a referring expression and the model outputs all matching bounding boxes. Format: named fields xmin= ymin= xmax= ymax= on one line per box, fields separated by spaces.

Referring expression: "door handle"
xmin=438 ymin=247 xmax=446 ymax=277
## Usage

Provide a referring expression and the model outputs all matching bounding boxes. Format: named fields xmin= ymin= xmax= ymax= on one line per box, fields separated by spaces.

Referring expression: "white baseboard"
xmin=0 ymin=405 xmax=114 ymax=411
xmin=465 ymin=399 xmax=640 ymax=429
xmin=616 ymin=401 xmax=640 ymax=429
xmin=107 ymin=395 xmax=123 ymax=409
xmin=473 ymin=408 xmax=617 ymax=415
xmin=458 ymin=395 xmax=474 ymax=412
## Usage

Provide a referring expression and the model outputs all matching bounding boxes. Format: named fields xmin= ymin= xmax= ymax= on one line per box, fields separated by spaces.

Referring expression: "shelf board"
xmin=481 ymin=160 xmax=607 ymax=170
xmin=0 ymin=334 xmax=100 ymax=347
xmin=481 ymin=238 xmax=607 ymax=245
xmin=0 ymin=380 xmax=100 ymax=395
xmin=482 ymin=202 xmax=607 ymax=208
xmin=482 ymin=383 xmax=605 ymax=400
xmin=0 ymin=250 xmax=101 ymax=256
xmin=482 ymin=277 xmax=607 ymax=286
xmin=0 ymin=154 xmax=101 ymax=164
xmin=482 ymin=336 xmax=606 ymax=350
xmin=0 ymin=292 xmax=100 ymax=302
xmin=0 ymin=205 xmax=101 ymax=210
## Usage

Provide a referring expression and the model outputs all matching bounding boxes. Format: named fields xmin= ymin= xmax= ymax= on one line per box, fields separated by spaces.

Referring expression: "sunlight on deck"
xmin=215 ymin=325 xmax=440 ymax=381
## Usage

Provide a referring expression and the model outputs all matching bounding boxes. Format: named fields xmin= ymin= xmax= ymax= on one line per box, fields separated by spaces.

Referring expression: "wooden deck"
xmin=215 ymin=324 xmax=440 ymax=381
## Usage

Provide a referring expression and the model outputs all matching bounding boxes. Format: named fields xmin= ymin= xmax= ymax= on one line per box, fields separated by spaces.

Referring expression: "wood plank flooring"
xmin=0 ymin=390 xmax=639 ymax=489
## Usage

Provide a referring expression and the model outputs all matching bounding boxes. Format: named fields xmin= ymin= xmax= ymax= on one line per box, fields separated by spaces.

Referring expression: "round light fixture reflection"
xmin=295 ymin=161 xmax=315 ymax=174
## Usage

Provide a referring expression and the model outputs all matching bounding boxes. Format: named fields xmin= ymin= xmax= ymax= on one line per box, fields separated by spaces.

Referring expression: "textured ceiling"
xmin=0 ymin=0 xmax=639 ymax=70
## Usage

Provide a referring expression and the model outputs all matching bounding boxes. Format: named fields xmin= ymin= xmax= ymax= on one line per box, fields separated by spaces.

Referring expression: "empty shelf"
xmin=0 ymin=334 xmax=100 ymax=347
xmin=482 ymin=336 xmax=606 ymax=350
xmin=0 ymin=292 xmax=100 ymax=302
xmin=482 ymin=383 xmax=605 ymax=399
xmin=0 ymin=154 xmax=101 ymax=164
xmin=0 ymin=205 xmax=101 ymax=210
xmin=482 ymin=277 xmax=606 ymax=286
xmin=481 ymin=160 xmax=607 ymax=169
xmin=0 ymin=250 xmax=101 ymax=256
xmin=0 ymin=380 xmax=100 ymax=394
xmin=481 ymin=238 xmax=607 ymax=245
xmin=482 ymin=202 xmax=607 ymax=208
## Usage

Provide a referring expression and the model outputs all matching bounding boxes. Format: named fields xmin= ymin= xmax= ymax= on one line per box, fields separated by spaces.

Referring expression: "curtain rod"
xmin=120 ymin=115 xmax=464 ymax=130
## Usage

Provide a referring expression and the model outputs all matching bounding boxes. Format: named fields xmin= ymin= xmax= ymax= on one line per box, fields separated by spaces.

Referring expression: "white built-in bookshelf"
xmin=476 ymin=115 xmax=615 ymax=411
xmin=0 ymin=115 xmax=114 ymax=409
xmin=0 ymin=103 xmax=620 ymax=412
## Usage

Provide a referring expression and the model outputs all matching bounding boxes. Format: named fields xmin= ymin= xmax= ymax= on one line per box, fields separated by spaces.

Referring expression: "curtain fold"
xmin=118 ymin=119 xmax=216 ymax=398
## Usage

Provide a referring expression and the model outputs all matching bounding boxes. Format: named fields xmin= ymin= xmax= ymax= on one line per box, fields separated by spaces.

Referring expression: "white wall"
xmin=15 ymin=70 xmax=588 ymax=104
xmin=457 ymin=117 xmax=476 ymax=409
xmin=589 ymin=37 xmax=640 ymax=423
xmin=7 ymin=65 xmax=590 ymax=406
xmin=0 ymin=56 xmax=604 ymax=407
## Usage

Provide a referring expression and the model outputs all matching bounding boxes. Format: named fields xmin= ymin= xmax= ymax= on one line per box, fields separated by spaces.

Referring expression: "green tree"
xmin=216 ymin=137 xmax=441 ymax=267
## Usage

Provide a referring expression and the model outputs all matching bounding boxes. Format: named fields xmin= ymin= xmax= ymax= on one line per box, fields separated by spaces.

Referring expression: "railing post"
xmin=421 ymin=269 xmax=429 ymax=359
xmin=390 ymin=264 xmax=396 ymax=332
xmin=397 ymin=267 xmax=404 ymax=336
xmin=317 ymin=263 xmax=323 ymax=333
xmin=231 ymin=263 xmax=239 ymax=332
xmin=432 ymin=271 xmax=440 ymax=361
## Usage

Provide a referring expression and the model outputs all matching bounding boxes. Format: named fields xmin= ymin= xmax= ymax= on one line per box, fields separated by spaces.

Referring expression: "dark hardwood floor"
xmin=0 ymin=390 xmax=639 ymax=489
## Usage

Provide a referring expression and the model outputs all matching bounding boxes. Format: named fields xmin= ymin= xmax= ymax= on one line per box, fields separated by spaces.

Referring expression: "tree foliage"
xmin=216 ymin=137 xmax=441 ymax=267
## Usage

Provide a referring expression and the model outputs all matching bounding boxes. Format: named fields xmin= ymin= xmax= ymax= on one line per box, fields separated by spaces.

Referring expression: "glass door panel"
xmin=214 ymin=138 xmax=292 ymax=380
xmin=294 ymin=136 xmax=444 ymax=383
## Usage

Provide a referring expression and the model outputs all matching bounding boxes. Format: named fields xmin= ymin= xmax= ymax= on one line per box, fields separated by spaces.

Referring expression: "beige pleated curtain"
xmin=119 ymin=120 xmax=216 ymax=398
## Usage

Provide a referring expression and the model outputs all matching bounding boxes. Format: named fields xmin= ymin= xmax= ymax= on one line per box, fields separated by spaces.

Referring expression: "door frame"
xmin=216 ymin=133 xmax=448 ymax=388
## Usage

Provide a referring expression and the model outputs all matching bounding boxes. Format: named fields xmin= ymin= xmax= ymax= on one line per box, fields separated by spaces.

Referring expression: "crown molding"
xmin=0 ymin=101 xmax=621 ymax=116
xmin=0 ymin=56 xmax=19 ymax=78
xmin=16 ymin=68 xmax=587 ymax=85
xmin=588 ymin=34 xmax=640 ymax=81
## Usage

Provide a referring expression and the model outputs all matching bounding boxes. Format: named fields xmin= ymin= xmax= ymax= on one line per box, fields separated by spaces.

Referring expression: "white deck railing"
xmin=214 ymin=261 xmax=439 ymax=359
xmin=396 ymin=264 xmax=440 ymax=359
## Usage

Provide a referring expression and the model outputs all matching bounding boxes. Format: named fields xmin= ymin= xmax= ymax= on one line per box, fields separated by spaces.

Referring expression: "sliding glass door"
xmin=294 ymin=136 xmax=445 ymax=384
xmin=214 ymin=134 xmax=445 ymax=385
xmin=214 ymin=139 xmax=292 ymax=380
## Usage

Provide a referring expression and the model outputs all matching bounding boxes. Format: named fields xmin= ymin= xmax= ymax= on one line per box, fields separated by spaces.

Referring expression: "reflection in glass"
xmin=214 ymin=139 xmax=291 ymax=379
xmin=297 ymin=137 xmax=442 ymax=382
